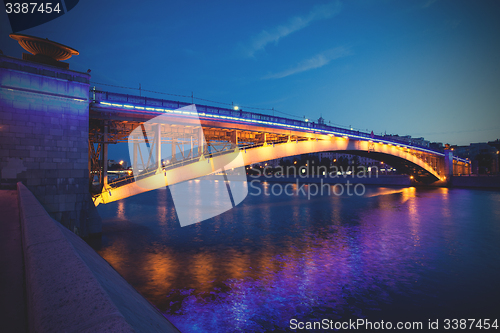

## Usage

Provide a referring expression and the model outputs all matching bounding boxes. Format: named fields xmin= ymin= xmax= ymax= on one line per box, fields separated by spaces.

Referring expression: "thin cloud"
xmin=262 ymin=47 xmax=350 ymax=80
xmin=244 ymin=1 xmax=342 ymax=57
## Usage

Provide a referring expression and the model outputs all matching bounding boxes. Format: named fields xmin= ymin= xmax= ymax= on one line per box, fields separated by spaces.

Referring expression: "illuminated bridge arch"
xmin=90 ymin=90 xmax=469 ymax=205
xmin=94 ymin=137 xmax=444 ymax=205
xmin=237 ymin=138 xmax=443 ymax=180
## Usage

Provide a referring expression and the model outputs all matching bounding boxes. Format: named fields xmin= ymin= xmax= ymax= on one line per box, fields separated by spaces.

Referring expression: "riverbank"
xmin=16 ymin=183 xmax=180 ymax=332
xmin=0 ymin=190 xmax=27 ymax=332
xmin=450 ymin=175 xmax=500 ymax=189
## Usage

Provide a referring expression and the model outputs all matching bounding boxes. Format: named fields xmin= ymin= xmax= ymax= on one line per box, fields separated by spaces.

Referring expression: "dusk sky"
xmin=1 ymin=0 xmax=499 ymax=147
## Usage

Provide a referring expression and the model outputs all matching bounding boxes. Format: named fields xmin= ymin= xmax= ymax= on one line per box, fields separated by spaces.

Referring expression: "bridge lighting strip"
xmin=97 ymin=101 xmax=469 ymax=164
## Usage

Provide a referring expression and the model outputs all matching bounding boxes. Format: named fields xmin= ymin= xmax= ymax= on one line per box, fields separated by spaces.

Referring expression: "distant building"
xmin=384 ymin=134 xmax=430 ymax=148
xmin=261 ymin=152 xmax=393 ymax=170
xmin=453 ymin=142 xmax=498 ymax=174
xmin=108 ymin=159 xmax=128 ymax=170
xmin=488 ymin=139 xmax=500 ymax=151
xmin=430 ymin=142 xmax=444 ymax=151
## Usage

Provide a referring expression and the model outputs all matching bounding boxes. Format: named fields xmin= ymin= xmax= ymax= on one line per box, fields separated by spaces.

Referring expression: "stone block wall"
xmin=0 ymin=54 xmax=101 ymax=237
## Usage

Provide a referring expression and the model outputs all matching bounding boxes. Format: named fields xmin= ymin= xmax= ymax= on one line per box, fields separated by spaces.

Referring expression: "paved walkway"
xmin=0 ymin=190 xmax=27 ymax=332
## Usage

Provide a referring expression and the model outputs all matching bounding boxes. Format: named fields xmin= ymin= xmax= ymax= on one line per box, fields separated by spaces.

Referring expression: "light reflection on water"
xmin=94 ymin=182 xmax=500 ymax=332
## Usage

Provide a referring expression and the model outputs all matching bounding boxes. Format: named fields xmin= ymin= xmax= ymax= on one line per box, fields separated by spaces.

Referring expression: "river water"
xmin=93 ymin=181 xmax=500 ymax=332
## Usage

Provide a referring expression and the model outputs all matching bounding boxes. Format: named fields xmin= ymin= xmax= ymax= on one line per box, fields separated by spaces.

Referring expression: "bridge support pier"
xmin=261 ymin=133 xmax=267 ymax=146
xmin=0 ymin=54 xmax=101 ymax=237
xmin=171 ymin=139 xmax=177 ymax=162
xmin=190 ymin=136 xmax=194 ymax=158
xmin=444 ymin=146 xmax=453 ymax=182
xmin=198 ymin=128 xmax=205 ymax=156
xmin=231 ymin=130 xmax=239 ymax=148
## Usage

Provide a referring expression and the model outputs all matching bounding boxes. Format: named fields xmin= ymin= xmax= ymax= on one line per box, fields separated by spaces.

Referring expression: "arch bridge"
xmin=89 ymin=90 xmax=469 ymax=205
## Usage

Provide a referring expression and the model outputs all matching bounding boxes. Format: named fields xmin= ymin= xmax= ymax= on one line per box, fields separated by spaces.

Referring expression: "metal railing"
xmin=107 ymin=144 xmax=247 ymax=189
xmin=90 ymin=89 xmax=438 ymax=150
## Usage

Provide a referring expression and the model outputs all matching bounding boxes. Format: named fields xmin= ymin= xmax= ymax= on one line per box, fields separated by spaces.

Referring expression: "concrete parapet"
xmin=17 ymin=182 xmax=180 ymax=333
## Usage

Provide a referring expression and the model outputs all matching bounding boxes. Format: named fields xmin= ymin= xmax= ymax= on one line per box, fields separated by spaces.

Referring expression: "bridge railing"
xmin=91 ymin=89 xmax=468 ymax=163
xmin=92 ymin=90 xmax=376 ymax=138
xmin=106 ymin=138 xmax=306 ymax=189
xmin=106 ymin=143 xmax=249 ymax=189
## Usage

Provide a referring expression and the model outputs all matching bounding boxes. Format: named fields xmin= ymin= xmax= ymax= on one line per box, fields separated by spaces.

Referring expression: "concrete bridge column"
xmin=0 ymin=54 xmax=101 ymax=237
xmin=190 ymin=136 xmax=194 ymax=158
xmin=171 ymin=137 xmax=177 ymax=162
xmin=261 ymin=133 xmax=267 ymax=145
xmin=231 ymin=130 xmax=239 ymax=148
xmin=198 ymin=128 xmax=205 ymax=156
